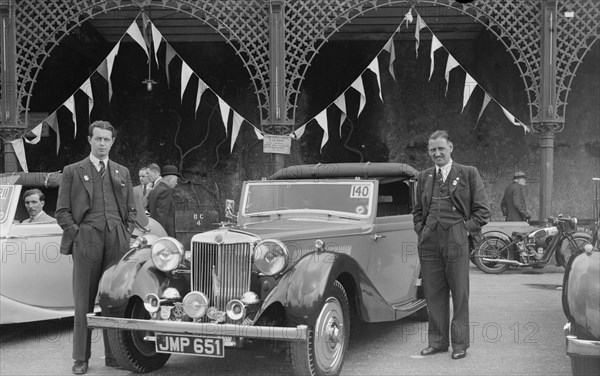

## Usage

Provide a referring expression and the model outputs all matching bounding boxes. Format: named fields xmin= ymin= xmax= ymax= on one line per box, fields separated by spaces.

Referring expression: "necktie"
xmin=99 ymin=160 xmax=106 ymax=177
xmin=437 ymin=168 xmax=444 ymax=184
xmin=143 ymin=185 xmax=147 ymax=195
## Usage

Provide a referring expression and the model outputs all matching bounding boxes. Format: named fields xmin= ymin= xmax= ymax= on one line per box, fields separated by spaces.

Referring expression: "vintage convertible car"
xmin=0 ymin=172 xmax=167 ymax=324
xmin=87 ymin=163 xmax=427 ymax=375
xmin=562 ymin=229 xmax=600 ymax=376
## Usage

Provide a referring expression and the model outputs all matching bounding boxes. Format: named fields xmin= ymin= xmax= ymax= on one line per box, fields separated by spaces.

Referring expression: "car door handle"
xmin=371 ymin=234 xmax=386 ymax=241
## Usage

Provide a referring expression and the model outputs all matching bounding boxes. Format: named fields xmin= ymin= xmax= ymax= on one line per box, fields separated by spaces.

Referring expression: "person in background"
xmin=56 ymin=120 xmax=136 ymax=374
xmin=146 ymin=163 xmax=161 ymax=189
xmin=133 ymin=167 xmax=151 ymax=209
xmin=412 ymin=130 xmax=490 ymax=360
xmin=501 ymin=171 xmax=530 ymax=222
xmin=146 ymin=165 xmax=180 ymax=237
xmin=20 ymin=189 xmax=56 ymax=223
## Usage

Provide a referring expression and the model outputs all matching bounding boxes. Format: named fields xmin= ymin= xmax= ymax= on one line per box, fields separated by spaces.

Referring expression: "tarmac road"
xmin=0 ymin=264 xmax=571 ymax=376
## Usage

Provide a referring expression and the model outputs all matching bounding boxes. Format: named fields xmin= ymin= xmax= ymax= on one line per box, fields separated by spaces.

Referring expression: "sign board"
xmin=263 ymin=134 xmax=291 ymax=155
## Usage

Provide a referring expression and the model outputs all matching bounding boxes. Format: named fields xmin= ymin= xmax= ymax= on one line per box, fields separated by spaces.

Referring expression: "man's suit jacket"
xmin=56 ymin=157 xmax=136 ymax=255
xmin=133 ymin=184 xmax=150 ymax=209
xmin=501 ymin=181 xmax=528 ymax=221
xmin=146 ymin=180 xmax=175 ymax=237
xmin=412 ymin=162 xmax=490 ymax=238
xmin=21 ymin=211 xmax=56 ymax=223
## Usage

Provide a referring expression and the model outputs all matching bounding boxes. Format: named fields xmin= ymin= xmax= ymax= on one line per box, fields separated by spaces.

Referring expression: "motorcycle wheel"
xmin=474 ymin=237 xmax=511 ymax=274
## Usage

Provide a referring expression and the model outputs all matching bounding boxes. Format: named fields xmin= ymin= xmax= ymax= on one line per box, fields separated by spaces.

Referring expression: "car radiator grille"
xmin=191 ymin=242 xmax=252 ymax=311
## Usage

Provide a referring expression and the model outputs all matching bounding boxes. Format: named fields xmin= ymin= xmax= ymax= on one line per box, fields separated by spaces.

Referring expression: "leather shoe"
xmin=421 ymin=346 xmax=448 ymax=356
xmin=105 ymin=358 xmax=123 ymax=369
xmin=72 ymin=360 xmax=88 ymax=375
xmin=452 ymin=349 xmax=467 ymax=359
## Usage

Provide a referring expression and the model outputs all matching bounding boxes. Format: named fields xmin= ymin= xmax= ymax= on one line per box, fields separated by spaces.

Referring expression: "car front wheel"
xmin=288 ymin=280 xmax=350 ymax=376
xmin=107 ymin=298 xmax=170 ymax=373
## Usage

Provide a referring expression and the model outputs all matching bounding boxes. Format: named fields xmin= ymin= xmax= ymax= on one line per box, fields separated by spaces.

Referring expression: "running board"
xmin=392 ymin=299 xmax=427 ymax=320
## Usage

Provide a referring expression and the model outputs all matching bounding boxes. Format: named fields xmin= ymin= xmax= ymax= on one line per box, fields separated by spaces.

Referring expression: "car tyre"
xmin=570 ymin=356 xmax=600 ymax=376
xmin=288 ymin=280 xmax=349 ymax=376
xmin=107 ymin=298 xmax=170 ymax=373
xmin=474 ymin=237 xmax=511 ymax=274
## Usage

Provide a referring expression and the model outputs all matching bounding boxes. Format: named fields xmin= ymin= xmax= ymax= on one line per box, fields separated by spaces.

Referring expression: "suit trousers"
xmin=418 ymin=221 xmax=470 ymax=351
xmin=72 ymin=222 xmax=128 ymax=361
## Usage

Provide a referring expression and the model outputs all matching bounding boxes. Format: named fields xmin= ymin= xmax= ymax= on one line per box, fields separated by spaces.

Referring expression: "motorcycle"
xmin=473 ymin=216 xmax=592 ymax=274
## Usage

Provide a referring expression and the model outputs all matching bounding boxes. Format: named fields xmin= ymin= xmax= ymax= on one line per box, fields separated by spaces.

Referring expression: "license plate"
xmin=155 ymin=333 xmax=225 ymax=358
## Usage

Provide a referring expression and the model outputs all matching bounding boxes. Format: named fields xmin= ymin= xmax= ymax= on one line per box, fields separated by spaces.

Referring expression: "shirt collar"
xmin=436 ymin=159 xmax=453 ymax=180
xmin=89 ymin=154 xmax=109 ymax=169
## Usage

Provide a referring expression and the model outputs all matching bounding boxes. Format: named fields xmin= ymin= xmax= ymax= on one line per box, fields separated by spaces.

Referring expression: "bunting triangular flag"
xmin=351 ymin=77 xmax=366 ymax=117
xmin=476 ymin=93 xmax=492 ymax=126
xmin=165 ymin=44 xmax=176 ymax=87
xmin=291 ymin=124 xmax=307 ymax=139
xmin=24 ymin=122 xmax=43 ymax=144
xmin=106 ymin=42 xmax=121 ymax=102
xmin=462 ymin=73 xmax=477 ymax=112
xmin=444 ymin=55 xmax=459 ymax=96
xmin=253 ymin=126 xmax=264 ymax=140
xmin=180 ymin=62 xmax=193 ymax=102
xmin=230 ymin=112 xmax=244 ymax=152
xmin=63 ymin=95 xmax=77 ymax=138
xmin=126 ymin=21 xmax=149 ymax=57
xmin=333 ymin=94 xmax=347 ymax=137
xmin=383 ymin=38 xmax=396 ymax=81
xmin=315 ymin=109 xmax=329 ymax=152
xmin=151 ymin=23 xmax=163 ymax=67
xmin=81 ymin=78 xmax=94 ymax=116
xmin=218 ymin=97 xmax=230 ymax=135
xmin=500 ymin=106 xmax=531 ymax=133
xmin=404 ymin=9 xmax=414 ymax=24
xmin=195 ymin=78 xmax=208 ymax=116
xmin=10 ymin=139 xmax=28 ymax=172
xmin=97 ymin=60 xmax=112 ymax=100
xmin=415 ymin=15 xmax=426 ymax=58
xmin=46 ymin=111 xmax=60 ymax=155
xmin=367 ymin=58 xmax=383 ymax=102
xmin=429 ymin=35 xmax=442 ymax=81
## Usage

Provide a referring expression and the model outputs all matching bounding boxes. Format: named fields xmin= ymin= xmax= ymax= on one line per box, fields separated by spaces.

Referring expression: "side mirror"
xmin=225 ymin=199 xmax=237 ymax=219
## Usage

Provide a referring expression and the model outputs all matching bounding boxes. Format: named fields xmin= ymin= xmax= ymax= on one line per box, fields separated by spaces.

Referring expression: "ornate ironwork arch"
xmin=15 ymin=0 xmax=272 ymax=126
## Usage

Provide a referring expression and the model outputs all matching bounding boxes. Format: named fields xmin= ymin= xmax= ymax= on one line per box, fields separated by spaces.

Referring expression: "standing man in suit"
xmin=412 ymin=130 xmax=490 ymax=360
xmin=56 ymin=120 xmax=136 ymax=374
xmin=147 ymin=165 xmax=180 ymax=237
xmin=133 ymin=167 xmax=151 ymax=209
xmin=501 ymin=171 xmax=530 ymax=221
xmin=146 ymin=163 xmax=161 ymax=189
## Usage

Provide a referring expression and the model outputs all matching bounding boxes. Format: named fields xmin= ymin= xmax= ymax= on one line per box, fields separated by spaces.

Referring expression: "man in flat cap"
xmin=501 ymin=171 xmax=530 ymax=221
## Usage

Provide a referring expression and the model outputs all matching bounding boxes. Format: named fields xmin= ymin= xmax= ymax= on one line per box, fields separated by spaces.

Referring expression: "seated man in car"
xmin=20 ymin=189 xmax=56 ymax=224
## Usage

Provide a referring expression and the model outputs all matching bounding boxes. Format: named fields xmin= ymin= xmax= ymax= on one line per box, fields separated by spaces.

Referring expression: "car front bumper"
xmin=87 ymin=313 xmax=308 ymax=342
xmin=564 ymin=323 xmax=600 ymax=358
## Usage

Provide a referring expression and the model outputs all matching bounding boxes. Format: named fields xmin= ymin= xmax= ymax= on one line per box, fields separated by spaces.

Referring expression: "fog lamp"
xmin=226 ymin=299 xmax=246 ymax=321
xmin=182 ymin=291 xmax=209 ymax=318
xmin=144 ymin=293 xmax=161 ymax=313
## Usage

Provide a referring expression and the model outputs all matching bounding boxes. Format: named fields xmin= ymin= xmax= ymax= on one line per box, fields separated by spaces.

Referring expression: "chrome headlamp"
xmin=253 ymin=239 xmax=289 ymax=276
xmin=151 ymin=237 xmax=184 ymax=272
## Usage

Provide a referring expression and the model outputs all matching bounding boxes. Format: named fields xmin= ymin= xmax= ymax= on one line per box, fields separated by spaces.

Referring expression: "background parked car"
xmin=0 ymin=172 xmax=167 ymax=324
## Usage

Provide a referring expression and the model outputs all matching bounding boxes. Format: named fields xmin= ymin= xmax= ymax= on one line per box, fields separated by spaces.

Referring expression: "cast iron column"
xmin=534 ymin=0 xmax=564 ymax=221
xmin=0 ymin=0 xmax=21 ymax=172
xmin=267 ymin=0 xmax=287 ymax=173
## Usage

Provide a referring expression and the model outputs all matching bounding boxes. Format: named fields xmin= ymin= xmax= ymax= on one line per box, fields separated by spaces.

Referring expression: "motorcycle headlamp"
xmin=253 ymin=239 xmax=289 ymax=276
xmin=151 ymin=237 xmax=184 ymax=272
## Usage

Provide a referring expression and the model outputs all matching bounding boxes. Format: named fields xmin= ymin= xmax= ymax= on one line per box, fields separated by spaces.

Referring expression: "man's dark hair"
xmin=429 ymin=130 xmax=451 ymax=142
xmin=88 ymin=120 xmax=116 ymax=138
xmin=147 ymin=163 xmax=161 ymax=175
xmin=23 ymin=188 xmax=44 ymax=202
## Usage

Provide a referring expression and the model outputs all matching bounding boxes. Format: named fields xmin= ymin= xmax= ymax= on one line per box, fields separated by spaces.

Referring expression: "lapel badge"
xmin=453 ymin=177 xmax=459 ymax=186
xmin=84 ymin=175 xmax=89 ymax=182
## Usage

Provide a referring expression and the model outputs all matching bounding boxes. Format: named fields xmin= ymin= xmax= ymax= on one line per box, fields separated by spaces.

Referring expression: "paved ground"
xmin=0 ymin=264 xmax=571 ymax=376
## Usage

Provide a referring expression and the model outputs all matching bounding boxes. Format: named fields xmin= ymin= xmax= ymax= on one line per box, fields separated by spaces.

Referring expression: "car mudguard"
xmin=97 ymin=246 xmax=189 ymax=318
xmin=256 ymin=251 xmax=396 ymax=326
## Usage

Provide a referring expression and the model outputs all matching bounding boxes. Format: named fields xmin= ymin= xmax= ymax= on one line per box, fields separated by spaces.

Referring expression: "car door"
xmin=366 ymin=180 xmax=420 ymax=305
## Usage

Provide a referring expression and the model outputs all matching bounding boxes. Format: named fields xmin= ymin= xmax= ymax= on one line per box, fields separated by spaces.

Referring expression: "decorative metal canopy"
xmin=6 ymin=0 xmax=600 ymax=132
